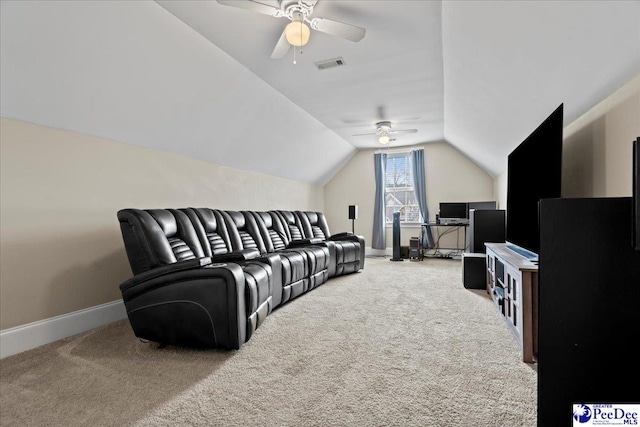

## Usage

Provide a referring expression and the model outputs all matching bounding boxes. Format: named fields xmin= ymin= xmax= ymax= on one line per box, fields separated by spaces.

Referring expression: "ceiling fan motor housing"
xmin=282 ymin=1 xmax=314 ymax=21
xmin=216 ymin=0 xmax=366 ymax=59
xmin=376 ymin=121 xmax=392 ymax=135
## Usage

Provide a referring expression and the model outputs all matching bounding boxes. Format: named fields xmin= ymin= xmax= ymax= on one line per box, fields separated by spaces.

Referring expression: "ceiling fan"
xmin=353 ymin=121 xmax=418 ymax=144
xmin=216 ymin=0 xmax=366 ymax=59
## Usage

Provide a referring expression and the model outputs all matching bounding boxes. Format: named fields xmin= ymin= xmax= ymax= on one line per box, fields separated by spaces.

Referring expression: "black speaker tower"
xmin=391 ymin=211 xmax=403 ymax=261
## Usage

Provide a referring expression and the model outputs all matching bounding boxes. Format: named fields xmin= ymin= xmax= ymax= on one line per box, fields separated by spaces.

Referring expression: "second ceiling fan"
xmin=216 ymin=0 xmax=366 ymax=59
xmin=353 ymin=121 xmax=418 ymax=144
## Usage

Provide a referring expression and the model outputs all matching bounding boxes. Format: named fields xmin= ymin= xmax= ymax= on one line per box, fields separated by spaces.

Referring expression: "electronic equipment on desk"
xmin=438 ymin=219 xmax=468 ymax=226
xmin=439 ymin=202 xmax=467 ymax=221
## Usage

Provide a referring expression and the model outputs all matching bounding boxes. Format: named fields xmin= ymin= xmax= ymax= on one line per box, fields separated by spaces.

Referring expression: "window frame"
xmin=383 ymin=151 xmax=422 ymax=227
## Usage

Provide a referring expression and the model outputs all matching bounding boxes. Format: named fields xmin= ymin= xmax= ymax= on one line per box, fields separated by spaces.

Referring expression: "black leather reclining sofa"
xmin=117 ymin=208 xmax=365 ymax=350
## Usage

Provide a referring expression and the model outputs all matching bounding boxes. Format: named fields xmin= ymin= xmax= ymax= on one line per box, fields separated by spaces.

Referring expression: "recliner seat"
xmin=250 ymin=211 xmax=329 ymax=303
xmin=296 ymin=211 xmax=366 ymax=277
xmin=182 ymin=207 xmax=283 ymax=309
xmin=118 ymin=208 xmax=275 ymax=349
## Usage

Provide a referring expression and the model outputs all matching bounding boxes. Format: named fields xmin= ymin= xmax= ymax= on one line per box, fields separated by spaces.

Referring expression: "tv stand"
xmin=485 ymin=243 xmax=538 ymax=363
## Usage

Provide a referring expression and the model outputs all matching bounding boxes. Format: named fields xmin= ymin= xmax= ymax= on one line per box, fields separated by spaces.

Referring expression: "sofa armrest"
xmin=329 ymin=232 xmax=353 ymax=239
xmin=287 ymin=238 xmax=323 ymax=248
xmin=119 ymin=262 xmax=248 ymax=350
xmin=213 ymin=249 xmax=261 ymax=262
xmin=329 ymin=234 xmax=366 ymax=271
xmin=330 ymin=233 xmax=365 ymax=244
xmin=119 ymin=257 xmax=212 ymax=292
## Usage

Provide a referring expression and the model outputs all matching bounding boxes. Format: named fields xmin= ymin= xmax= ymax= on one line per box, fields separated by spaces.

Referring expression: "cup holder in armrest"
xmin=205 ymin=263 xmax=228 ymax=268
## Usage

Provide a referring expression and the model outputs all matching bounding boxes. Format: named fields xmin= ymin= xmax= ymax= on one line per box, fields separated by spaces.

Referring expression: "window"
xmin=385 ymin=153 xmax=420 ymax=224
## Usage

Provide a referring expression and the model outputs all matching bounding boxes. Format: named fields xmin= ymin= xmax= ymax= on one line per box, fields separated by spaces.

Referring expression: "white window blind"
xmin=385 ymin=153 xmax=420 ymax=224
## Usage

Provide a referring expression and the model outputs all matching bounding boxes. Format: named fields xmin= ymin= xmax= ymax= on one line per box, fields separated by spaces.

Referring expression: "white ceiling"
xmin=1 ymin=1 xmax=639 ymax=184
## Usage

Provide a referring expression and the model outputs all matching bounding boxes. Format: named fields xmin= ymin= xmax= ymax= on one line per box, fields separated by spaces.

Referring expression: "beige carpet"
xmin=0 ymin=257 xmax=537 ymax=426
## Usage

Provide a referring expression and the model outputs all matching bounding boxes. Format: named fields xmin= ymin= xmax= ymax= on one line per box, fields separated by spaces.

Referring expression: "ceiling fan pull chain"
xmin=293 ymin=46 xmax=296 ymax=65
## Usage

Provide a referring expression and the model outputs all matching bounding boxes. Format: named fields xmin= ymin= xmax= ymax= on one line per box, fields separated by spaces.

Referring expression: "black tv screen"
xmin=439 ymin=202 xmax=467 ymax=219
xmin=506 ymin=104 xmax=563 ymax=257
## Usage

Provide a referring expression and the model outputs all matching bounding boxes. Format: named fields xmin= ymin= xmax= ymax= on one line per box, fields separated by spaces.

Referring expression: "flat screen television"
xmin=506 ymin=104 xmax=563 ymax=259
xmin=439 ymin=202 xmax=467 ymax=220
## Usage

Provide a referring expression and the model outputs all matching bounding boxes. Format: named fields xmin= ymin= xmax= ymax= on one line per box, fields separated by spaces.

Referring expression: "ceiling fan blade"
xmin=389 ymin=129 xmax=418 ymax=135
xmin=271 ymin=29 xmax=291 ymax=59
xmin=258 ymin=0 xmax=281 ymax=7
xmin=216 ymin=0 xmax=281 ymax=17
xmin=310 ymin=17 xmax=366 ymax=42
xmin=352 ymin=132 xmax=378 ymax=137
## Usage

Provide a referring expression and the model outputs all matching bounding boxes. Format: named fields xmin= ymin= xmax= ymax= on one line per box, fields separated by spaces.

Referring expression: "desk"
xmin=422 ymin=222 xmax=468 ymax=258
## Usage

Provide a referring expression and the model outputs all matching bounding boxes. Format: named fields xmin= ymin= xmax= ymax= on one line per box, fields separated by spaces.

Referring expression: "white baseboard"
xmin=0 ymin=299 xmax=127 ymax=359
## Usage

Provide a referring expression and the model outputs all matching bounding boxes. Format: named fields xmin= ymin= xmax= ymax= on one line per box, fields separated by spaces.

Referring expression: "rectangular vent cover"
xmin=315 ymin=57 xmax=346 ymax=70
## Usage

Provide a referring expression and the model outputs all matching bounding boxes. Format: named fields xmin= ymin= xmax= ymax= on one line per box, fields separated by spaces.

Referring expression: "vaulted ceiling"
xmin=1 ymin=1 xmax=639 ymax=184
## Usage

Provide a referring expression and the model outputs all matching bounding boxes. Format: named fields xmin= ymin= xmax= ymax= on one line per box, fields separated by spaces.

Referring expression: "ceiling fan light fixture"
xmin=285 ymin=19 xmax=310 ymax=47
xmin=379 ymin=133 xmax=390 ymax=144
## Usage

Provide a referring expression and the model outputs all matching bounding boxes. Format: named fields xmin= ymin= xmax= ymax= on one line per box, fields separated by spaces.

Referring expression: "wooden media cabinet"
xmin=485 ymin=243 xmax=538 ymax=364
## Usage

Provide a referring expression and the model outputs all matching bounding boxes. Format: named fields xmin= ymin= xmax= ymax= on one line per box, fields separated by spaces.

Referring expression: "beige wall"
xmin=0 ymin=118 xmax=324 ymax=330
xmin=494 ymin=73 xmax=640 ymax=204
xmin=494 ymin=172 xmax=508 ymax=210
xmin=323 ymin=141 xmax=495 ymax=251
xmin=562 ymin=73 xmax=640 ymax=198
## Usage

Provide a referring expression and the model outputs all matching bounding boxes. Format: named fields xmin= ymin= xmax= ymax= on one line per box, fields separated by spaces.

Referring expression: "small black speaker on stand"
xmin=348 ymin=205 xmax=358 ymax=234
xmin=391 ymin=211 xmax=403 ymax=261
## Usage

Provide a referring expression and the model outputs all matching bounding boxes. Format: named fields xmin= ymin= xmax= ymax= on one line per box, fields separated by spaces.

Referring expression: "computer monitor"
xmin=439 ymin=202 xmax=467 ymax=222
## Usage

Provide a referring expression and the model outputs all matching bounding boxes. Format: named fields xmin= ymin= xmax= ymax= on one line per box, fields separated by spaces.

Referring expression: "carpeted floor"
xmin=0 ymin=257 xmax=537 ymax=426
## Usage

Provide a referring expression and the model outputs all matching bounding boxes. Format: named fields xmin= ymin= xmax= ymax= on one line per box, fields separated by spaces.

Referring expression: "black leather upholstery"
xmin=296 ymin=211 xmax=366 ymax=277
xmin=274 ymin=210 xmax=306 ymax=241
xmin=181 ymin=207 xmax=283 ymax=309
xmin=189 ymin=208 xmax=281 ymax=336
xmin=118 ymin=209 xmax=204 ymax=275
xmin=251 ymin=211 xmax=329 ymax=303
xmin=120 ymin=260 xmax=247 ymax=349
xmin=117 ymin=207 xmax=365 ymax=350
xmin=118 ymin=208 xmax=274 ymax=349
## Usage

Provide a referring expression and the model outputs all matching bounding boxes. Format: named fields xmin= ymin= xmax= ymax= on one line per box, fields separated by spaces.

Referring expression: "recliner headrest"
xmin=193 ymin=208 xmax=217 ymax=232
xmin=279 ymin=211 xmax=295 ymax=223
xmin=254 ymin=212 xmax=272 ymax=228
xmin=305 ymin=211 xmax=319 ymax=223
xmin=147 ymin=209 xmax=177 ymax=237
xmin=226 ymin=211 xmax=245 ymax=228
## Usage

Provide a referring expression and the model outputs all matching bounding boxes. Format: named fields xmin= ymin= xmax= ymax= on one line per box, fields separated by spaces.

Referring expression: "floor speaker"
xmin=466 ymin=209 xmax=505 ymax=253
xmin=391 ymin=211 xmax=403 ymax=261
xmin=462 ymin=253 xmax=486 ymax=289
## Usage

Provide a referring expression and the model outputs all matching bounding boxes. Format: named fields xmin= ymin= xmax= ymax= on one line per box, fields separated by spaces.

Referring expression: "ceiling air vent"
xmin=315 ymin=57 xmax=346 ymax=71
